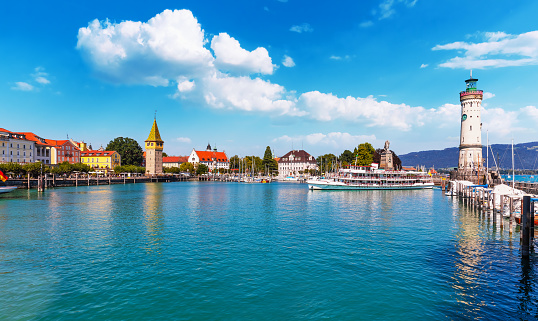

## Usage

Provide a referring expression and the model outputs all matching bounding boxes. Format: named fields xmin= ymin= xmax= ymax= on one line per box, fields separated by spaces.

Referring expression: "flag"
xmin=0 ymin=169 xmax=7 ymax=182
xmin=428 ymin=170 xmax=432 ymax=177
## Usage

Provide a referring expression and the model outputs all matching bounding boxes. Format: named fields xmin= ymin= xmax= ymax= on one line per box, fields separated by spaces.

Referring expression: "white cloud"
xmin=176 ymin=137 xmax=192 ymax=143
xmin=297 ymin=91 xmax=428 ymax=130
xmin=211 ymin=33 xmax=274 ymax=74
xmin=177 ymin=78 xmax=195 ymax=92
xmin=359 ymin=21 xmax=373 ymax=28
xmin=35 ymin=76 xmax=50 ymax=84
xmin=282 ymin=55 xmax=295 ymax=67
xmin=11 ymin=82 xmax=34 ymax=91
xmin=330 ymin=55 xmax=350 ymax=61
xmin=483 ymin=92 xmax=495 ymax=100
xmin=420 ymin=63 xmax=428 ymax=68
xmin=433 ymin=30 xmax=538 ymax=69
xmin=290 ymin=23 xmax=313 ymax=33
xmin=201 ymin=73 xmax=303 ymax=115
xmin=77 ymin=9 xmax=215 ymax=85
xmin=378 ymin=0 xmax=417 ymax=20
xmin=521 ymin=106 xmax=538 ymax=120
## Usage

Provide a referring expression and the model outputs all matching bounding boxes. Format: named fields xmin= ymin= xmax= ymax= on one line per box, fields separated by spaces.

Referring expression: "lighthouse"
xmin=458 ymin=71 xmax=483 ymax=171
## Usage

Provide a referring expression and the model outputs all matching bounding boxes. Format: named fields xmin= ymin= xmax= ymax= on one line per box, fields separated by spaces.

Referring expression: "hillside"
xmin=399 ymin=142 xmax=538 ymax=170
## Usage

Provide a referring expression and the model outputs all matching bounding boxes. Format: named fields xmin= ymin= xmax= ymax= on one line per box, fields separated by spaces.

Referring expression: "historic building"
xmin=46 ymin=139 xmax=80 ymax=164
xmin=189 ymin=144 xmax=229 ymax=171
xmin=79 ymin=142 xmax=121 ymax=173
xmin=18 ymin=132 xmax=52 ymax=164
xmin=145 ymin=118 xmax=164 ymax=175
xmin=277 ymin=150 xmax=317 ymax=177
xmin=458 ymin=72 xmax=483 ymax=171
xmin=163 ymin=156 xmax=189 ymax=168
xmin=0 ymin=128 xmax=35 ymax=163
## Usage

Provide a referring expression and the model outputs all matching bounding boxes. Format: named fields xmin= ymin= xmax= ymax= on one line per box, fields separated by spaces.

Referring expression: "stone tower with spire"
xmin=145 ymin=118 xmax=164 ymax=175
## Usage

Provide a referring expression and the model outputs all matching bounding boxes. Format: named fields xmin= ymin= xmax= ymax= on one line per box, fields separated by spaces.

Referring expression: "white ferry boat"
xmin=307 ymin=164 xmax=434 ymax=190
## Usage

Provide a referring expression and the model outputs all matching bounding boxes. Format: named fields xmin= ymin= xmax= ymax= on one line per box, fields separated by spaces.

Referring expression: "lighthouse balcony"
xmin=460 ymin=90 xmax=483 ymax=98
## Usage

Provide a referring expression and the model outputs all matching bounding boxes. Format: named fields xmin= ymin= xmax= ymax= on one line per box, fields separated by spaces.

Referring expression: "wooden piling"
xmin=522 ymin=196 xmax=531 ymax=257
xmin=509 ymin=196 xmax=513 ymax=234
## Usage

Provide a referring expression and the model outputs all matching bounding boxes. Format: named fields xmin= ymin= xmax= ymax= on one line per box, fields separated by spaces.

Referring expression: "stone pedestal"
xmin=380 ymin=151 xmax=393 ymax=170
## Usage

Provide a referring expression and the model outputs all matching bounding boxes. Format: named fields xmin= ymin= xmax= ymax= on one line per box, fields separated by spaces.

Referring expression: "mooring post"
xmin=492 ymin=193 xmax=496 ymax=216
xmin=531 ymin=201 xmax=535 ymax=240
xmin=76 ymin=173 xmax=78 ymax=187
xmin=88 ymin=174 xmax=90 ymax=186
xmin=509 ymin=196 xmax=513 ymax=235
xmin=97 ymin=175 xmax=99 ymax=186
xmin=522 ymin=196 xmax=531 ymax=257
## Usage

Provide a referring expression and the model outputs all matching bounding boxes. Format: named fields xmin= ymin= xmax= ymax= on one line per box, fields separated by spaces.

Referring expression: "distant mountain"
xmin=399 ymin=142 xmax=538 ymax=170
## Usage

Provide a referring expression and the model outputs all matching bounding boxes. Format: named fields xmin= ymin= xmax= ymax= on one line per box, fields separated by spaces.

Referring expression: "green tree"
xmin=72 ymin=162 xmax=91 ymax=173
xmin=244 ymin=156 xmax=263 ymax=174
xmin=163 ymin=166 xmax=181 ymax=174
xmin=0 ymin=162 xmax=24 ymax=177
xmin=354 ymin=142 xmax=375 ymax=166
xmin=262 ymin=146 xmax=278 ymax=175
xmin=23 ymin=162 xmax=44 ymax=177
xmin=196 ymin=163 xmax=209 ymax=175
xmin=105 ymin=137 xmax=144 ymax=166
xmin=340 ymin=150 xmax=354 ymax=164
xmin=58 ymin=161 xmax=74 ymax=175
xmin=229 ymin=155 xmax=240 ymax=169
xmin=162 ymin=152 xmax=168 ymax=157
xmin=316 ymin=154 xmax=337 ymax=173
xmin=179 ymin=162 xmax=195 ymax=174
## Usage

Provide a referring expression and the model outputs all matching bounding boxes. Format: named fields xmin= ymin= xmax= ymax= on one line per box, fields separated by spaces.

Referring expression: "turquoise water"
xmin=0 ymin=182 xmax=537 ymax=320
xmin=502 ymin=174 xmax=538 ymax=183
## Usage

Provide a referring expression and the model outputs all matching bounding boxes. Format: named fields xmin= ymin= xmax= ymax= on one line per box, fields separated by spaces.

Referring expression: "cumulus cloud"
xmin=77 ymin=9 xmax=215 ymax=85
xmin=359 ymin=21 xmax=373 ymax=28
xmin=290 ymin=23 xmax=313 ymax=33
xmin=433 ymin=30 xmax=538 ymax=69
xmin=420 ymin=63 xmax=428 ymax=68
xmin=483 ymin=92 xmax=495 ymax=100
xmin=282 ymin=55 xmax=295 ymax=67
xmin=32 ymin=67 xmax=51 ymax=84
xmin=297 ymin=91 xmax=428 ymax=130
xmin=11 ymin=82 xmax=34 ymax=91
xmin=211 ymin=33 xmax=274 ymax=74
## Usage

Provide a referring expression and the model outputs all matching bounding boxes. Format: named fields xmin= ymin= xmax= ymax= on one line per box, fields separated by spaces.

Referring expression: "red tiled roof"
xmin=0 ymin=128 xmax=31 ymax=141
xmin=81 ymin=150 xmax=117 ymax=157
xmin=163 ymin=156 xmax=189 ymax=163
xmin=195 ymin=151 xmax=228 ymax=162
xmin=402 ymin=167 xmax=416 ymax=171
xmin=16 ymin=132 xmax=54 ymax=146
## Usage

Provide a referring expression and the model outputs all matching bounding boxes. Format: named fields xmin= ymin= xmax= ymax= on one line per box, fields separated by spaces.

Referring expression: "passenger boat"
xmin=307 ymin=164 xmax=434 ymax=190
xmin=0 ymin=186 xmax=17 ymax=194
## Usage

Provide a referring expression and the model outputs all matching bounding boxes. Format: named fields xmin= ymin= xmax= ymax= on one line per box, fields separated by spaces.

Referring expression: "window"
xmin=470 ymin=126 xmax=472 ymax=131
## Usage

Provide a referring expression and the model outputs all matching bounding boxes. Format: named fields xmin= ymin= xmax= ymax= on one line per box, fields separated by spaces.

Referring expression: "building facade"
xmin=145 ymin=119 xmax=164 ymax=175
xmin=163 ymin=156 xmax=189 ymax=168
xmin=277 ymin=150 xmax=317 ymax=177
xmin=458 ymin=72 xmax=483 ymax=171
xmin=81 ymin=150 xmax=121 ymax=173
xmin=0 ymin=128 xmax=35 ymax=163
xmin=46 ymin=140 xmax=80 ymax=164
xmin=189 ymin=144 xmax=229 ymax=171
xmin=19 ymin=132 xmax=53 ymax=164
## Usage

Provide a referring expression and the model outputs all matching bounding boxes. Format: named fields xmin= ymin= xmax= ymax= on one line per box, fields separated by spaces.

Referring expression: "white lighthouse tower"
xmin=458 ymin=71 xmax=483 ymax=171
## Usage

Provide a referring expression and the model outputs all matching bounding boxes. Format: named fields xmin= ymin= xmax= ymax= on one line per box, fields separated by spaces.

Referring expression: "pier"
xmin=446 ymin=179 xmax=536 ymax=256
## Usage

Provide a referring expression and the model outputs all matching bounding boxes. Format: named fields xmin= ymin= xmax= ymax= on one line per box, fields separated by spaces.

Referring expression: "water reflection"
xmin=143 ymin=183 xmax=164 ymax=254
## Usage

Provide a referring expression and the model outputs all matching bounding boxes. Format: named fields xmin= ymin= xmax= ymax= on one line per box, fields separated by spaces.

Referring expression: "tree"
xmin=229 ymin=155 xmax=240 ymax=169
xmin=0 ymin=162 xmax=24 ymax=177
xmin=23 ymin=162 xmax=44 ymax=177
xmin=244 ymin=156 xmax=263 ymax=173
xmin=340 ymin=150 xmax=354 ymax=164
xmin=163 ymin=166 xmax=180 ymax=174
xmin=262 ymin=146 xmax=278 ymax=175
xmin=316 ymin=154 xmax=337 ymax=173
xmin=106 ymin=137 xmax=144 ymax=166
xmin=179 ymin=162 xmax=195 ymax=174
xmin=162 ymin=152 xmax=168 ymax=157
xmin=354 ymin=142 xmax=375 ymax=166
xmin=196 ymin=163 xmax=208 ymax=175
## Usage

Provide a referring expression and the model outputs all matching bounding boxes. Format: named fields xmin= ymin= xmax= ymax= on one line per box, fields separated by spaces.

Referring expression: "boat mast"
xmin=512 ymin=138 xmax=516 ymax=191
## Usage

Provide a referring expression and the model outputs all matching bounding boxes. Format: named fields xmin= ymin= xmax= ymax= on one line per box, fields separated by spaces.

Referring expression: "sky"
xmin=2 ymin=0 xmax=538 ymax=159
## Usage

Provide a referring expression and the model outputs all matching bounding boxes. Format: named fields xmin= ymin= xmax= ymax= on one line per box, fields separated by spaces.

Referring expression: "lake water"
xmin=1 ymin=182 xmax=537 ymax=320
xmin=501 ymin=174 xmax=538 ymax=183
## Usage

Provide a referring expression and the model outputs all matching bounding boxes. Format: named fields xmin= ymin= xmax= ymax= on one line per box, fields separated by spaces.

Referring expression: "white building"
xmin=0 ymin=128 xmax=35 ymax=163
xmin=277 ymin=150 xmax=317 ymax=177
xmin=458 ymin=72 xmax=483 ymax=170
xmin=163 ymin=156 xmax=189 ymax=168
xmin=189 ymin=144 xmax=229 ymax=171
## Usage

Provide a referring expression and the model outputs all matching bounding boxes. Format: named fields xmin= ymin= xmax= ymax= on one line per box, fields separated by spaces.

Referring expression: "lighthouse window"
xmin=470 ymin=126 xmax=472 ymax=131
xmin=477 ymin=137 xmax=479 ymax=142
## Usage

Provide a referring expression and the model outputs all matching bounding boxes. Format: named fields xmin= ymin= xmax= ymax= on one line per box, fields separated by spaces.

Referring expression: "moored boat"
xmin=307 ymin=164 xmax=434 ymax=191
xmin=0 ymin=186 xmax=18 ymax=194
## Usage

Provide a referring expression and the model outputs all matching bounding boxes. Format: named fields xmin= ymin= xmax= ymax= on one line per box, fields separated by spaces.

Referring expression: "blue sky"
xmin=3 ymin=0 xmax=538 ymax=159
